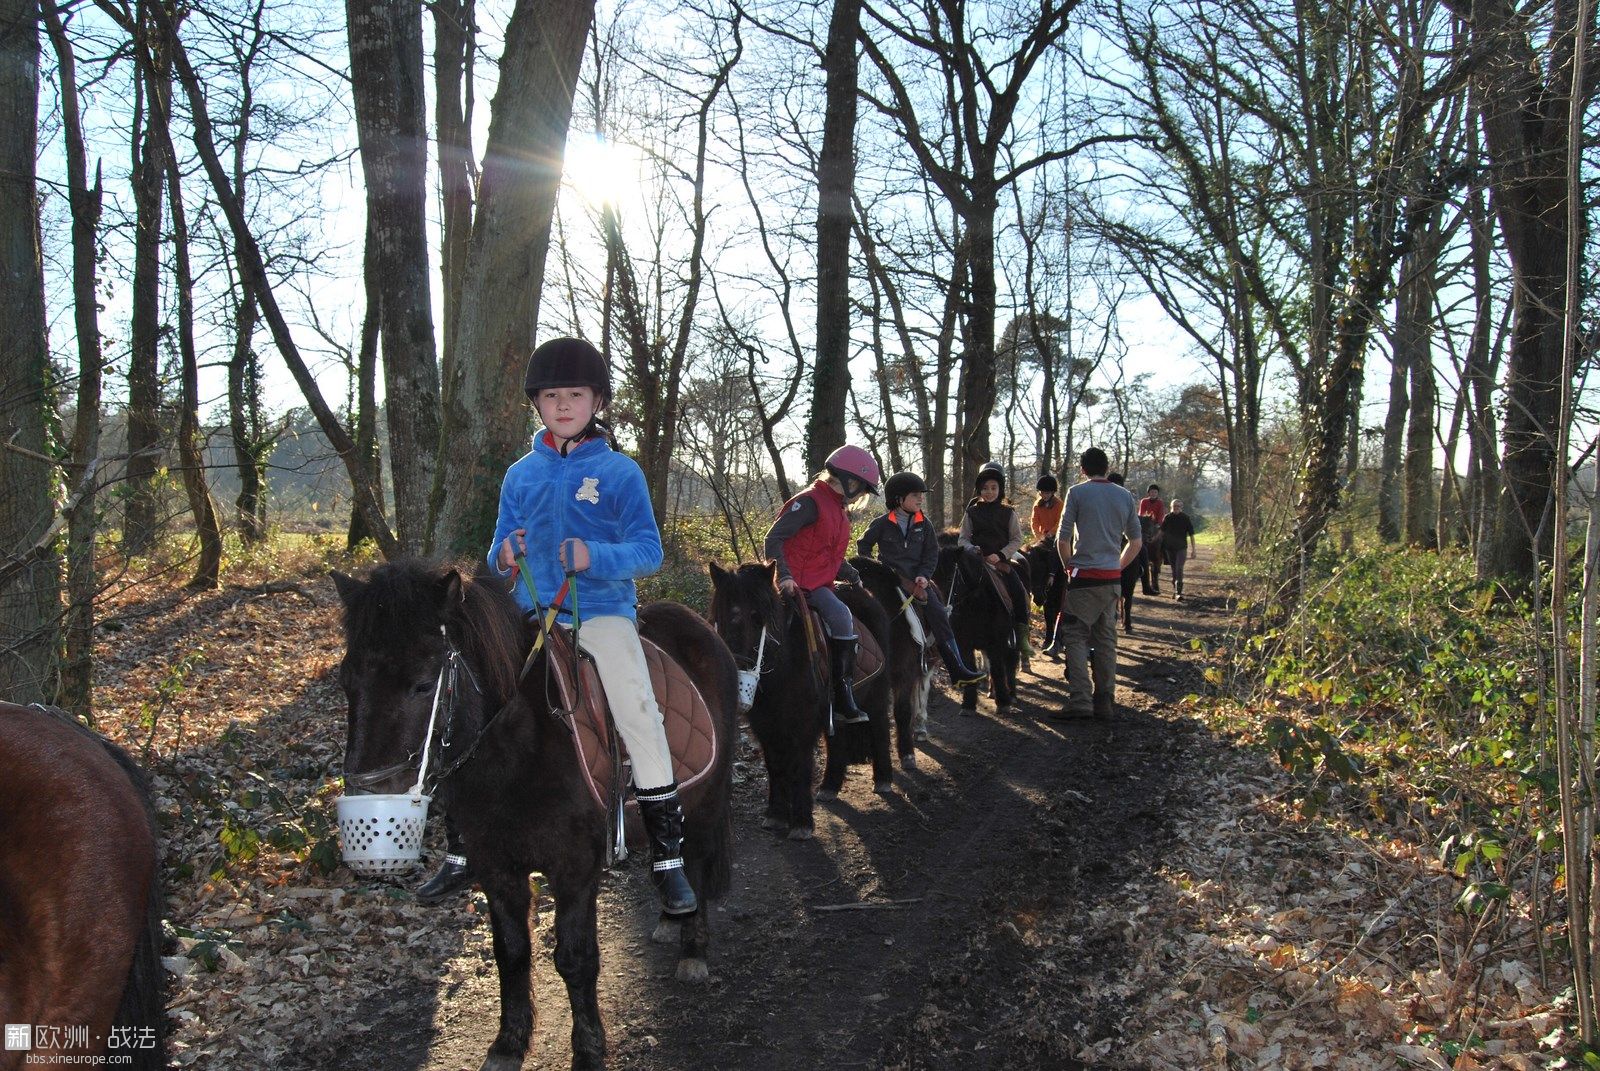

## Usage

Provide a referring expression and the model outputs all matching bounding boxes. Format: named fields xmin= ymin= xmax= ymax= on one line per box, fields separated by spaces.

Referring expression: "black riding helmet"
xmin=1036 ymin=474 xmax=1058 ymax=493
xmin=975 ymin=461 xmax=1006 ymax=493
xmin=524 ymin=337 xmax=612 ymax=407
xmin=883 ymin=471 xmax=928 ymax=510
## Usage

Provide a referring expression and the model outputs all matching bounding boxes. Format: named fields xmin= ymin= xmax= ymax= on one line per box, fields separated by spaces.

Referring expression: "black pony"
xmin=1022 ymin=541 xmax=1065 ymax=649
xmin=332 ymin=560 xmax=737 ymax=1071
xmin=850 ymin=556 xmax=936 ymax=768
xmin=707 ymin=562 xmax=895 ymax=839
xmin=932 ymin=544 xmax=1027 ymax=715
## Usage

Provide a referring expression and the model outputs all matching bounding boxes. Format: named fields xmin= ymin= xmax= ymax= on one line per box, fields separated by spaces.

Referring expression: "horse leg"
xmin=870 ymin=704 xmax=894 ymax=793
xmin=893 ymin=676 xmax=917 ymax=767
xmin=761 ymin=748 xmax=788 ymax=832
xmin=674 ymin=867 xmax=712 ymax=983
xmin=479 ymin=871 xmax=537 ymax=1071
xmin=818 ymin=731 xmax=846 ymax=799
xmin=959 ymin=641 xmax=980 ymax=713
xmin=548 ymin=869 xmax=607 ymax=1071
xmin=789 ymin=741 xmax=817 ymax=838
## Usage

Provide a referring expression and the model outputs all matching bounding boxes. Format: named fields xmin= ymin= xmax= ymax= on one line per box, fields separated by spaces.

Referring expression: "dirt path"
xmin=289 ymin=548 xmax=1232 ymax=1071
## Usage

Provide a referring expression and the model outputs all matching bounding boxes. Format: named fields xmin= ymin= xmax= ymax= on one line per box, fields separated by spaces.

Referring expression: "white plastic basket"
xmin=336 ymin=793 xmax=431 ymax=877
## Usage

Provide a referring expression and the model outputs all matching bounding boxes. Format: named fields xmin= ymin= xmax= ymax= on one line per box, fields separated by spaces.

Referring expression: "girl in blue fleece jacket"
xmin=485 ymin=337 xmax=696 ymax=918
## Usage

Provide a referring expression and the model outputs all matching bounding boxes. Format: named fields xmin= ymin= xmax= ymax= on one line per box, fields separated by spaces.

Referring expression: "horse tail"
xmin=113 ymin=857 xmax=166 ymax=1071
xmin=700 ymin=809 xmax=734 ymax=903
xmin=98 ymin=735 xmax=166 ymax=1071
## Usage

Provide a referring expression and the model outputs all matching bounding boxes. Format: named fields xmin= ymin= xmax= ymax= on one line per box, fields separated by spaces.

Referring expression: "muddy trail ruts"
xmin=289 ymin=548 xmax=1232 ymax=1071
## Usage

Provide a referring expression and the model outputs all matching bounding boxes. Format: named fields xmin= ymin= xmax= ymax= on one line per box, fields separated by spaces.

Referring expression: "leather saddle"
xmin=892 ymin=575 xmax=934 ymax=651
xmin=982 ymin=559 xmax=1016 ymax=615
xmin=794 ymin=591 xmax=886 ymax=689
xmin=542 ymin=625 xmax=719 ymax=814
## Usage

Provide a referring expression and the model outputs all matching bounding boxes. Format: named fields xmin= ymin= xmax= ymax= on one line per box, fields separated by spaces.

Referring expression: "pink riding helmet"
xmin=824 ymin=444 xmax=881 ymax=494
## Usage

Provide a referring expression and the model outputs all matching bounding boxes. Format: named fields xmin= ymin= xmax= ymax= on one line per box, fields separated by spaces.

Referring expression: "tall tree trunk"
xmin=125 ymin=1 xmax=168 ymax=556
xmin=1402 ymin=226 xmax=1440 ymax=545
xmin=1464 ymin=0 xmax=1594 ymax=582
xmin=348 ymin=0 xmax=440 ymax=553
xmin=957 ymin=192 xmax=999 ymax=493
xmin=433 ymin=0 xmax=476 ymax=375
xmin=805 ymin=0 xmax=861 ymax=474
xmin=1378 ymin=340 xmax=1410 ymax=543
xmin=228 ymin=279 xmax=266 ymax=541
xmin=44 ymin=1 xmax=101 ymax=716
xmin=1463 ymin=126 xmax=1502 ymax=567
xmin=0 ymin=0 xmax=58 ymax=704
xmin=431 ymin=0 xmax=595 ymax=557
xmin=348 ymin=220 xmax=383 ymax=550
xmin=160 ymin=118 xmax=223 ymax=590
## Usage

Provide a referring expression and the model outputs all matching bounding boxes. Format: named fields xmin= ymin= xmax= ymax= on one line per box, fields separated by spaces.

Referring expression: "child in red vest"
xmin=762 ymin=445 xmax=881 ymax=725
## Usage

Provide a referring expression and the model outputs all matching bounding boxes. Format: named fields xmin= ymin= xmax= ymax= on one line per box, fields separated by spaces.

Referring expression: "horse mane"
xmin=346 ymin=559 xmax=529 ymax=708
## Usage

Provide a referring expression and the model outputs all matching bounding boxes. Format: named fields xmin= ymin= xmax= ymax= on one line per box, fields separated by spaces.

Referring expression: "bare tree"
xmin=43 ymin=0 xmax=104 ymax=712
xmin=431 ymin=0 xmax=597 ymax=556
xmin=347 ymin=0 xmax=440 ymax=553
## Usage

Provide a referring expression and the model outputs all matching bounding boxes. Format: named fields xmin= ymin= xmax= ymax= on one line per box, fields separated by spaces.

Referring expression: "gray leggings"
xmin=805 ymin=584 xmax=856 ymax=639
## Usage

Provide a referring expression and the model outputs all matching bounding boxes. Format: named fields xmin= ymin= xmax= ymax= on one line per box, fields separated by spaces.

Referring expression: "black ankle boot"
xmin=636 ymin=784 xmax=698 ymax=916
xmin=417 ymin=821 xmax=473 ymax=903
xmin=829 ymin=637 xmax=870 ymax=725
xmin=937 ymin=639 xmax=985 ymax=687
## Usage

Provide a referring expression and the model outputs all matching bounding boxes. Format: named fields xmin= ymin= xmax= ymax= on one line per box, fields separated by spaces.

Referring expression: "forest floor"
xmin=92 ymin=545 xmax=1565 ymax=1070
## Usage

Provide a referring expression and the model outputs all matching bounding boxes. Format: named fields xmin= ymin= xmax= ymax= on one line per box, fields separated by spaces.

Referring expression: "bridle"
xmin=343 ymin=625 xmax=482 ymax=795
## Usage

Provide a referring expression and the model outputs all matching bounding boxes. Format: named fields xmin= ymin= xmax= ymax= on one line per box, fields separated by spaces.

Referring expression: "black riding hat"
xmin=524 ymin=337 xmax=612 ymax=405
xmin=975 ymin=461 xmax=1005 ymax=492
xmin=1036 ymin=474 xmax=1058 ymax=493
xmin=883 ymin=471 xmax=927 ymax=508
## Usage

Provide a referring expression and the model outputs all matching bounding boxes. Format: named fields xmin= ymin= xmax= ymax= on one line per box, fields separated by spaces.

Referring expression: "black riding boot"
xmin=416 ymin=819 xmax=473 ymax=903
xmin=937 ymin=639 xmax=986 ymax=687
xmin=829 ymin=637 xmax=871 ymax=725
xmin=635 ymin=784 xmax=698 ymax=916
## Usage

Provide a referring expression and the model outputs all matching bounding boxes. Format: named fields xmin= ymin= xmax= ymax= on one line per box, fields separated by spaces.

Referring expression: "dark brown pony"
xmin=850 ymin=556 xmax=936 ymax=768
xmin=707 ymin=562 xmax=895 ymax=839
xmin=932 ymin=544 xmax=1028 ymax=715
xmin=0 ymin=702 xmax=164 ymax=1071
xmin=332 ymin=559 xmax=737 ymax=1071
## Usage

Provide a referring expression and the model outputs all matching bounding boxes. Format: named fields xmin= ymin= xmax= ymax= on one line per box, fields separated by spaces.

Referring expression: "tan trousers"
xmin=1061 ymin=584 xmax=1120 ymax=714
xmin=576 ymin=615 xmax=676 ymax=789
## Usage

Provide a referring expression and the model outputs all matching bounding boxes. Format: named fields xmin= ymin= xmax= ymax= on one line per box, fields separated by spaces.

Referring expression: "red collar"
xmin=541 ymin=430 xmax=594 ymax=451
xmin=888 ymin=509 xmax=924 ymax=524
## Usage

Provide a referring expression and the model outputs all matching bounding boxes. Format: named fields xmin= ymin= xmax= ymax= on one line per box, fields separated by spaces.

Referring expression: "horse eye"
xmin=412 ymin=678 xmax=434 ymax=697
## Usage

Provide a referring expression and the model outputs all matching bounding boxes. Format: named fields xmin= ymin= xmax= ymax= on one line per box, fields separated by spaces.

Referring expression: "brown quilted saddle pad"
xmin=543 ymin=626 xmax=719 ymax=812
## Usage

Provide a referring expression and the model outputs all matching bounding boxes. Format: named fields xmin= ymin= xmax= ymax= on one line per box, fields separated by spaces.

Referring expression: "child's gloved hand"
xmin=498 ymin=529 xmax=527 ymax=572
xmin=559 ymin=538 xmax=591 ymax=573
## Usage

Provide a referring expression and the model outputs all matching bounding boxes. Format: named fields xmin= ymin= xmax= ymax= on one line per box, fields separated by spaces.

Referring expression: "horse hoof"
xmin=786 ymin=826 xmax=814 ymax=841
xmin=761 ymin=814 xmax=788 ymax=831
xmin=959 ymin=706 xmax=979 ymax=717
xmin=480 ymin=1053 xmax=524 ymax=1071
xmin=996 ymin=703 xmax=1012 ymax=716
xmin=816 ymin=788 xmax=838 ymax=801
xmin=676 ymin=957 xmax=710 ymax=984
xmin=651 ymin=919 xmax=682 ymax=945
xmin=913 ymin=729 xmax=930 ymax=742
xmin=900 ymin=752 xmax=918 ymax=770
xmin=874 ymin=781 xmax=894 ymax=796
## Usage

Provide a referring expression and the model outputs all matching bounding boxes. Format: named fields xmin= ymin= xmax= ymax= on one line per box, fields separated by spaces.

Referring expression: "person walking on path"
xmin=1159 ymin=500 xmax=1198 ymax=601
xmin=1138 ymin=484 xmax=1167 ymax=595
xmin=1054 ymin=449 xmax=1141 ymax=719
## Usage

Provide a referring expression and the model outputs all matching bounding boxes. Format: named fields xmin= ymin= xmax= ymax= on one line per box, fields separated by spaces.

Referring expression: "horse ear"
xmin=436 ymin=568 xmax=466 ymax=613
xmin=330 ymin=570 xmax=363 ymax=605
xmin=761 ymin=560 xmax=778 ymax=583
xmin=708 ymin=561 xmax=728 ymax=585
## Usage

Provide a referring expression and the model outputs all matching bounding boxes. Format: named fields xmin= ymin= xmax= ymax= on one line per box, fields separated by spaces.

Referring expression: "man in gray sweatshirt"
xmin=1055 ymin=447 xmax=1142 ymax=718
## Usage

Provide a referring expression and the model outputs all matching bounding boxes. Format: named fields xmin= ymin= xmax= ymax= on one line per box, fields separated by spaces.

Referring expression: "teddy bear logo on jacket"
xmin=575 ymin=477 xmax=601 ymax=504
